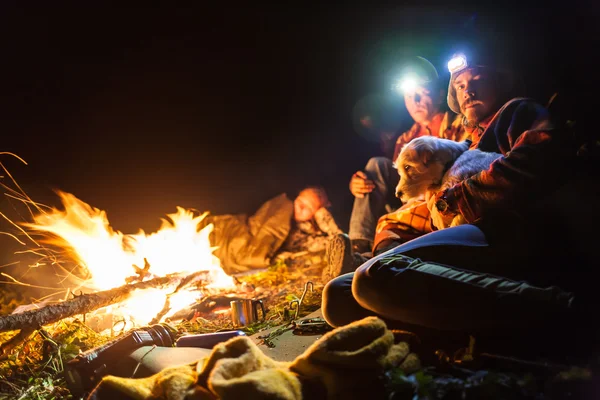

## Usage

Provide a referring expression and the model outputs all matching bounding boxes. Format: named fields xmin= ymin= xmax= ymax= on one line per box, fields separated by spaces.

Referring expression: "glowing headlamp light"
xmin=447 ymin=54 xmax=468 ymax=74
xmin=392 ymin=75 xmax=422 ymax=94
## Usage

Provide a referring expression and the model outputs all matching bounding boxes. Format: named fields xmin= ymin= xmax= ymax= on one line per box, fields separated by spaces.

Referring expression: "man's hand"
xmin=349 ymin=171 xmax=375 ymax=198
xmin=426 ymin=190 xmax=456 ymax=230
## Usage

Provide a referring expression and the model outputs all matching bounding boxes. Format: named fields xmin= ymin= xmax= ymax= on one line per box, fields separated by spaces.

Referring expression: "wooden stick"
xmin=0 ymin=274 xmax=195 ymax=333
xmin=149 ymin=270 xmax=211 ymax=324
xmin=0 ymin=273 xmax=199 ymax=358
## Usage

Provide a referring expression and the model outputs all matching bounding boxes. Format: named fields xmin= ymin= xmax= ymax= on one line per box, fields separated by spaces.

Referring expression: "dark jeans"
xmin=322 ymin=223 xmax=588 ymax=339
xmin=348 ymin=157 xmax=400 ymax=242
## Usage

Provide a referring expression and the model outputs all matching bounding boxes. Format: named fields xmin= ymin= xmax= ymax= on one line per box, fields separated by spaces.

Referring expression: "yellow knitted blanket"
xmin=89 ymin=316 xmax=420 ymax=400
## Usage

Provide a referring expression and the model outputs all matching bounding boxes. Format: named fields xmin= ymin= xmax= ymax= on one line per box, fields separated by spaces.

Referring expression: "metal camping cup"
xmin=230 ymin=299 xmax=266 ymax=326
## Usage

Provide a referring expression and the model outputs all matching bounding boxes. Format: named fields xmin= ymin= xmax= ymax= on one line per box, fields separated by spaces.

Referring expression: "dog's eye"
xmin=403 ymin=165 xmax=411 ymax=171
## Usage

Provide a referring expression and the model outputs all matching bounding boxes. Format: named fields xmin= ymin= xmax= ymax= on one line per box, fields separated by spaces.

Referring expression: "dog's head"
xmin=394 ymin=136 xmax=470 ymax=203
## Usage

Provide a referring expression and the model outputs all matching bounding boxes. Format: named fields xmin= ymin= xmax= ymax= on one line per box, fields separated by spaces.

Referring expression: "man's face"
xmin=293 ymin=192 xmax=321 ymax=222
xmin=404 ymin=84 xmax=441 ymax=125
xmin=453 ymin=67 xmax=498 ymax=123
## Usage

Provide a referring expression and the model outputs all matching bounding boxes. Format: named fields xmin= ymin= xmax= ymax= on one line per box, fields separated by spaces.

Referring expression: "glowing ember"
xmin=23 ymin=191 xmax=235 ymax=325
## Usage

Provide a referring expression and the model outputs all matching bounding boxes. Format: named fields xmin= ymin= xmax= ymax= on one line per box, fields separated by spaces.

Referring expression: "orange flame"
xmin=23 ymin=191 xmax=234 ymax=325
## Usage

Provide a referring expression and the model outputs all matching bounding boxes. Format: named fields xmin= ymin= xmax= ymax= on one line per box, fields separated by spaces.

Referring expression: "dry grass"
xmin=178 ymin=257 xmax=324 ymax=335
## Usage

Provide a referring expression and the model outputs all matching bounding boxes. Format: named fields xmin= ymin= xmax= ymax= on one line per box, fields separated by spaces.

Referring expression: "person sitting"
xmin=325 ymin=57 xmax=467 ymax=281
xmin=347 ymin=57 xmax=466 ymax=253
xmin=321 ymin=50 xmax=598 ymax=359
xmin=206 ymin=186 xmax=342 ymax=275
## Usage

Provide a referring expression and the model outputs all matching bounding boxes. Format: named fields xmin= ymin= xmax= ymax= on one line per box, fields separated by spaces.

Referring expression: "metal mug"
xmin=230 ymin=299 xmax=266 ymax=327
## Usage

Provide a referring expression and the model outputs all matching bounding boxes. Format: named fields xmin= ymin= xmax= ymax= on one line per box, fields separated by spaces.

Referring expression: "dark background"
xmin=0 ymin=2 xmax=594 ymax=257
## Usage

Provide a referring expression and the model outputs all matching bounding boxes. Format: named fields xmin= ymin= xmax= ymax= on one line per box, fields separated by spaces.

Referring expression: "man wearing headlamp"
xmin=322 ymin=51 xmax=596 ymax=357
xmin=428 ymin=53 xmax=542 ymax=229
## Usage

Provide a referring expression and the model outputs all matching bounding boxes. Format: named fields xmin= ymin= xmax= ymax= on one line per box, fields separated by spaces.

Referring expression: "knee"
xmin=352 ymin=260 xmax=413 ymax=320
xmin=365 ymin=157 xmax=393 ymax=174
xmin=352 ymin=266 xmax=380 ymax=310
xmin=321 ymin=275 xmax=354 ymax=327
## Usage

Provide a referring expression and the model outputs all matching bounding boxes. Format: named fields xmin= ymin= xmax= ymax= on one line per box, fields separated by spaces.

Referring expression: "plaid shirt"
xmin=374 ymin=200 xmax=432 ymax=249
xmin=444 ymin=98 xmax=578 ymax=223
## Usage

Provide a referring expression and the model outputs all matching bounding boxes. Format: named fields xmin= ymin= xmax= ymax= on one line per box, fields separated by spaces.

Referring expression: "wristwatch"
xmin=434 ymin=189 xmax=457 ymax=216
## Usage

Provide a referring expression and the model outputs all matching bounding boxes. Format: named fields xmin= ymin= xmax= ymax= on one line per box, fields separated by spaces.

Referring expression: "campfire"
xmin=0 ymin=181 xmax=323 ymax=351
xmin=20 ymin=191 xmax=236 ymax=327
xmin=0 ymin=156 xmax=323 ymax=398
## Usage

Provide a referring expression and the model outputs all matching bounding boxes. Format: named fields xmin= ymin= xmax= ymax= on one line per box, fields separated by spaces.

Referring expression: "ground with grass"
xmin=0 ymin=253 xmax=596 ymax=399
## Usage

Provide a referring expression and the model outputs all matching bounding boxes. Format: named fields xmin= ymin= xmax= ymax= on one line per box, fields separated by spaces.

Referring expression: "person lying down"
xmin=203 ymin=187 xmax=342 ymax=275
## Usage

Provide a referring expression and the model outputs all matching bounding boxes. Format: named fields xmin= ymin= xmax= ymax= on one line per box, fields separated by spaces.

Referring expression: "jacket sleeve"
xmin=446 ymin=99 xmax=577 ymax=223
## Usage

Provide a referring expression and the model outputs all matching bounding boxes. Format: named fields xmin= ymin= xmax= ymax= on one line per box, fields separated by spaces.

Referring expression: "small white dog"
xmin=395 ymin=136 xmax=502 ymax=226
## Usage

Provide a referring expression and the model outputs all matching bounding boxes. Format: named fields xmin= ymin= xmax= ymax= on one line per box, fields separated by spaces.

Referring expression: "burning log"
xmin=148 ymin=270 xmax=206 ymax=324
xmin=0 ymin=272 xmax=203 ymax=358
xmin=166 ymin=293 xmax=247 ymax=322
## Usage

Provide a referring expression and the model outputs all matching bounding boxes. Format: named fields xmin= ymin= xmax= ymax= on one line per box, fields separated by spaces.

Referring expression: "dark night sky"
xmin=0 ymin=2 xmax=594 ymax=241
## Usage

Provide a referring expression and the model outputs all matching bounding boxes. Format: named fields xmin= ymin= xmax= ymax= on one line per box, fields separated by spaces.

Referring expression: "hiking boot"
xmin=322 ymin=233 xmax=369 ymax=283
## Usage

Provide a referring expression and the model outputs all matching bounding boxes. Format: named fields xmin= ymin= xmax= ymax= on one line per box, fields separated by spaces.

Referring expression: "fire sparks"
xmin=22 ymin=191 xmax=235 ymax=325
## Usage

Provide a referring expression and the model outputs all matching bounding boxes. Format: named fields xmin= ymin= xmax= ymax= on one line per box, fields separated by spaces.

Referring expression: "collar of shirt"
xmin=415 ymin=112 xmax=445 ymax=137
xmin=466 ymin=114 xmax=494 ymax=148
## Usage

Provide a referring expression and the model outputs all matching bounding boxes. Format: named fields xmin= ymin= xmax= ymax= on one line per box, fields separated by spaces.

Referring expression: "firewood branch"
xmin=149 ymin=270 xmax=211 ymax=325
xmin=0 ymin=273 xmax=194 ymax=358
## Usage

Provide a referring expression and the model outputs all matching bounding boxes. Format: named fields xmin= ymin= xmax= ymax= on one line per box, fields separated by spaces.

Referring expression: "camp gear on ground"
xmin=88 ymin=316 xmax=420 ymax=400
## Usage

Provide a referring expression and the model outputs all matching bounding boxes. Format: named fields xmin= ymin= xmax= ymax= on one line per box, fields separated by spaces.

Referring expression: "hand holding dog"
xmin=350 ymin=171 xmax=376 ymax=198
xmin=426 ymin=190 xmax=455 ymax=230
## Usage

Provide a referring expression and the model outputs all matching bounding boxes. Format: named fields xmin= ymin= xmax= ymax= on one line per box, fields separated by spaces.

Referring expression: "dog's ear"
xmin=421 ymin=148 xmax=434 ymax=165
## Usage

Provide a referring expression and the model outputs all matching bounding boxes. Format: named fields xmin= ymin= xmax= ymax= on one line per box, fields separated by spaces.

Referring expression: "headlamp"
xmin=392 ymin=75 xmax=422 ymax=94
xmin=447 ymin=54 xmax=468 ymax=74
